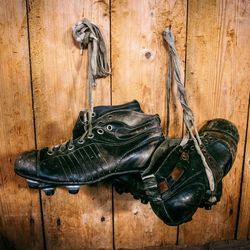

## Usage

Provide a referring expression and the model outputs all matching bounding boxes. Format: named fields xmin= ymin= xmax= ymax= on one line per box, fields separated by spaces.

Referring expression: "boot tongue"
xmin=97 ymin=110 xmax=160 ymax=127
xmin=78 ymin=111 xmax=87 ymax=123
xmin=72 ymin=111 xmax=88 ymax=139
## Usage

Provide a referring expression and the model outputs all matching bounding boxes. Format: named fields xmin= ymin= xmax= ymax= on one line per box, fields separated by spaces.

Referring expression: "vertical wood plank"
xmin=28 ymin=0 xmax=112 ymax=249
xmin=0 ymin=0 xmax=44 ymax=249
xmin=235 ymin=0 xmax=250 ymax=239
xmin=111 ymin=0 xmax=187 ymax=248
xmin=179 ymin=0 xmax=250 ymax=244
xmin=237 ymin=97 xmax=250 ymax=239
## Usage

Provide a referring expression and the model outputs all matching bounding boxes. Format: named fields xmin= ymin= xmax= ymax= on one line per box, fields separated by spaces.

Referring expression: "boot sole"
xmin=16 ymin=169 xmax=149 ymax=203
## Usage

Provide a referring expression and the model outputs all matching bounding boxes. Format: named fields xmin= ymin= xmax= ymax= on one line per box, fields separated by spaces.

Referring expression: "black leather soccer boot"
xmin=142 ymin=118 xmax=239 ymax=226
xmin=14 ymin=110 xmax=164 ymax=196
xmin=72 ymin=100 xmax=151 ymax=203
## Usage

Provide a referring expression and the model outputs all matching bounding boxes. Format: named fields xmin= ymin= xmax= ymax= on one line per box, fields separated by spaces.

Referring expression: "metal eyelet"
xmin=209 ymin=136 xmax=213 ymax=141
xmin=107 ymin=125 xmax=113 ymax=131
xmin=85 ymin=120 xmax=89 ymax=125
xmin=88 ymin=134 xmax=94 ymax=139
xmin=92 ymin=112 xmax=96 ymax=118
xmin=68 ymin=145 xmax=74 ymax=151
xmin=202 ymin=149 xmax=207 ymax=154
xmin=108 ymin=115 xmax=112 ymax=119
xmin=208 ymin=156 xmax=213 ymax=161
xmin=97 ymin=121 xmax=103 ymax=126
xmin=97 ymin=129 xmax=104 ymax=135
xmin=204 ymin=139 xmax=208 ymax=144
xmin=77 ymin=139 xmax=85 ymax=144
xmin=181 ymin=152 xmax=189 ymax=161
xmin=47 ymin=151 xmax=54 ymax=155
xmin=191 ymin=145 xmax=195 ymax=150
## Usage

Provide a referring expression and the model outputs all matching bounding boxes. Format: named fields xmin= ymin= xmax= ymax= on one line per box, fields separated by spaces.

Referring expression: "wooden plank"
xmin=28 ymin=0 xmax=112 ymax=249
xmin=111 ymin=0 xmax=187 ymax=248
xmin=236 ymin=0 xmax=250 ymax=239
xmin=0 ymin=0 xmax=44 ymax=249
xmin=179 ymin=0 xmax=250 ymax=244
xmin=237 ymin=96 xmax=250 ymax=239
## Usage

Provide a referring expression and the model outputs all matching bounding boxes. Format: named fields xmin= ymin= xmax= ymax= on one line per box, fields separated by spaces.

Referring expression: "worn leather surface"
xmin=73 ymin=100 xmax=142 ymax=139
xmin=142 ymin=118 xmax=239 ymax=226
xmin=15 ymin=110 xmax=164 ymax=185
xmin=72 ymin=100 xmax=149 ymax=200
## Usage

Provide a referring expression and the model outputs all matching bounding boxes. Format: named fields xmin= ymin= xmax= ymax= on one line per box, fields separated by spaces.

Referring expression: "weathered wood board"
xmin=28 ymin=0 xmax=112 ymax=249
xmin=237 ymin=97 xmax=250 ymax=239
xmin=111 ymin=0 xmax=187 ymax=248
xmin=179 ymin=0 xmax=250 ymax=244
xmin=0 ymin=0 xmax=249 ymax=249
xmin=0 ymin=0 xmax=44 ymax=249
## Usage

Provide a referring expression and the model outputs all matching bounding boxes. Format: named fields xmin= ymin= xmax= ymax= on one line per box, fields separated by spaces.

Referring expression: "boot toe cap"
xmin=14 ymin=150 xmax=37 ymax=177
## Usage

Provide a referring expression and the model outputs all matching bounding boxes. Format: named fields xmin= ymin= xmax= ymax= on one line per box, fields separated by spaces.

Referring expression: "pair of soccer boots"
xmin=14 ymin=100 xmax=239 ymax=225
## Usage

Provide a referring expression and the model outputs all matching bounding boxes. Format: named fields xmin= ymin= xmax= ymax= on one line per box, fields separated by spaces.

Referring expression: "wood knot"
xmin=145 ymin=51 xmax=151 ymax=59
xmin=30 ymin=217 xmax=35 ymax=225
xmin=56 ymin=218 xmax=61 ymax=226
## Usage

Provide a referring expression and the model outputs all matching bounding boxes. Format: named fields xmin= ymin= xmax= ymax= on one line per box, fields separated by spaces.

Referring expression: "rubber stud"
xmin=133 ymin=195 xmax=140 ymax=200
xmin=66 ymin=185 xmax=80 ymax=194
xmin=115 ymin=186 xmax=124 ymax=195
xmin=141 ymin=199 xmax=148 ymax=204
xmin=42 ymin=187 xmax=55 ymax=196
xmin=205 ymin=205 xmax=212 ymax=210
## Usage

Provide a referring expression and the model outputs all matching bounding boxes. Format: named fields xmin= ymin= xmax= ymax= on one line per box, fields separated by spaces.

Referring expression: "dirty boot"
xmin=15 ymin=110 xmax=164 ymax=196
xmin=142 ymin=119 xmax=239 ymax=226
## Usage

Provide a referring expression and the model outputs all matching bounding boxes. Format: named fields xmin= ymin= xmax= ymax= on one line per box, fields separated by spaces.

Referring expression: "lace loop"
xmin=47 ymin=19 xmax=110 ymax=156
xmin=72 ymin=19 xmax=110 ymax=137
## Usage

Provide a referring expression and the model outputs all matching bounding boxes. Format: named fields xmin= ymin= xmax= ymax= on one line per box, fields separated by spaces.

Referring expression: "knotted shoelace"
xmin=47 ymin=19 xmax=110 ymax=155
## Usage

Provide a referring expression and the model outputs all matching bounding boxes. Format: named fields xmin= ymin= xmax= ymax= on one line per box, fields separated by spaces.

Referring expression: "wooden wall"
xmin=0 ymin=0 xmax=249 ymax=249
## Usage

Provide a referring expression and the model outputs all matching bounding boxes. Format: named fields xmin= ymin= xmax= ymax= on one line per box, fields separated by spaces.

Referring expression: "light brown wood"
xmin=28 ymin=0 xmax=112 ymax=249
xmin=179 ymin=0 xmax=250 ymax=244
xmin=0 ymin=0 xmax=44 ymax=249
xmin=237 ymin=98 xmax=250 ymax=239
xmin=0 ymin=0 xmax=249 ymax=248
xmin=235 ymin=0 xmax=250 ymax=239
xmin=111 ymin=0 xmax=187 ymax=248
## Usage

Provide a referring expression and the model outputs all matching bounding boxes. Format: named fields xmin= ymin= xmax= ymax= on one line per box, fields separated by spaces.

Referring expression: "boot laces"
xmin=47 ymin=112 xmax=94 ymax=155
xmin=48 ymin=19 xmax=110 ymax=156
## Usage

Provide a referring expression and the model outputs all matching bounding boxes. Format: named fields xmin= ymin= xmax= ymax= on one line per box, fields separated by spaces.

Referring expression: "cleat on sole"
xmin=42 ymin=187 xmax=55 ymax=196
xmin=66 ymin=185 xmax=80 ymax=194
xmin=114 ymin=186 xmax=125 ymax=195
xmin=141 ymin=199 xmax=148 ymax=204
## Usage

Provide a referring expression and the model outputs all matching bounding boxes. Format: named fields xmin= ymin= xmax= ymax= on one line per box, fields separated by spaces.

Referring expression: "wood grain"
xmin=179 ymin=0 xmax=250 ymax=244
xmin=237 ymin=96 xmax=250 ymax=239
xmin=0 ymin=0 xmax=44 ymax=249
xmin=0 ymin=0 xmax=249 ymax=248
xmin=28 ymin=0 xmax=112 ymax=249
xmin=111 ymin=0 xmax=187 ymax=248
xmin=235 ymin=0 xmax=250 ymax=239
